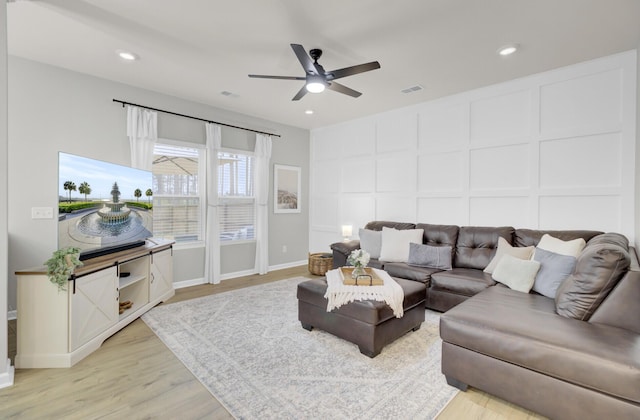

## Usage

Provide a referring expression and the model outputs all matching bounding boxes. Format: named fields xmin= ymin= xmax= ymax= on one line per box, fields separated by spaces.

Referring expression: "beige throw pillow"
xmin=492 ymin=254 xmax=541 ymax=293
xmin=536 ymin=234 xmax=586 ymax=257
xmin=484 ymin=237 xmax=534 ymax=274
xmin=379 ymin=227 xmax=424 ymax=263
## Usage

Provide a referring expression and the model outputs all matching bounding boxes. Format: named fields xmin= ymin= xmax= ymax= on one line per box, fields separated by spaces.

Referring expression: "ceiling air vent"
xmin=401 ymin=85 xmax=424 ymax=94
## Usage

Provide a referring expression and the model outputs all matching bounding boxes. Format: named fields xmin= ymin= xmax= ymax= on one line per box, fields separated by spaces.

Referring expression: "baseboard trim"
xmin=221 ymin=269 xmax=255 ymax=281
xmin=0 ymin=359 xmax=15 ymax=389
xmin=268 ymin=260 xmax=307 ymax=271
xmin=173 ymin=277 xmax=206 ymax=289
xmin=173 ymin=260 xmax=308 ymax=287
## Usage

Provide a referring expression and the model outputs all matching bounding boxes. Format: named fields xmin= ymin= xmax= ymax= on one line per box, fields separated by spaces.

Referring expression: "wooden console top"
xmin=15 ymin=238 xmax=174 ymax=276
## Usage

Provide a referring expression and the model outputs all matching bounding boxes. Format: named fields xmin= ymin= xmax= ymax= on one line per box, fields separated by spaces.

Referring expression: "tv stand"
xmin=15 ymin=238 xmax=175 ymax=368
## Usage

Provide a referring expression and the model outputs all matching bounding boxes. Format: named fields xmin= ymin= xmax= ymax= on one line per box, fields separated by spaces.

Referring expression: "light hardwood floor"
xmin=1 ymin=266 xmax=545 ymax=419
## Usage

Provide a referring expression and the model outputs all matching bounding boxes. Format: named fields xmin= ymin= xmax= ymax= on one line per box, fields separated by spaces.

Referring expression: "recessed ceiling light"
xmin=305 ymin=110 xmax=314 ymax=115
xmin=497 ymin=44 xmax=519 ymax=56
xmin=117 ymin=50 xmax=139 ymax=61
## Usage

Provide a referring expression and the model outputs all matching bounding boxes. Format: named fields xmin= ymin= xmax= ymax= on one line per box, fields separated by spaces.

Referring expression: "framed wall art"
xmin=274 ymin=164 xmax=301 ymax=213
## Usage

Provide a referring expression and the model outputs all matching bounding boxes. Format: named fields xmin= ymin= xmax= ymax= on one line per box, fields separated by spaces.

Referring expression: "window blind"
xmin=152 ymin=143 xmax=204 ymax=243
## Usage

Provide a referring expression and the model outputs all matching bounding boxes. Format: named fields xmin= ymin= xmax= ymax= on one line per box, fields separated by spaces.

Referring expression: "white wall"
xmin=0 ymin=2 xmax=14 ymax=388
xmin=636 ymin=43 xmax=640 ymax=251
xmin=7 ymin=57 xmax=310 ymax=311
xmin=310 ymin=51 xmax=637 ymax=251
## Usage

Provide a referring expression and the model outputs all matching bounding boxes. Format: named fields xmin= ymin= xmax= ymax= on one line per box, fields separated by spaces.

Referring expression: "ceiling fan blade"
xmin=292 ymin=85 xmax=308 ymax=101
xmin=326 ymin=81 xmax=362 ymax=98
xmin=248 ymin=74 xmax=306 ymax=80
xmin=327 ymin=61 xmax=381 ymax=81
xmin=291 ymin=43 xmax=319 ymax=75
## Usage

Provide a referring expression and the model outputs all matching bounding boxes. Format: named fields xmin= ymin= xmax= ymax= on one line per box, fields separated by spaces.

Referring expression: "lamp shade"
xmin=341 ymin=225 xmax=353 ymax=238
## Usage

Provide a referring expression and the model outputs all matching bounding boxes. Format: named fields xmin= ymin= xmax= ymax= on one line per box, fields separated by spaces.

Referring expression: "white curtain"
xmin=205 ymin=123 xmax=222 ymax=284
xmin=254 ymin=134 xmax=272 ymax=275
xmin=126 ymin=105 xmax=158 ymax=170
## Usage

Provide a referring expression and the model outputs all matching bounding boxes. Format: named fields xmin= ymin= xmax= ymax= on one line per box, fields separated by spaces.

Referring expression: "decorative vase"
xmin=351 ymin=265 xmax=366 ymax=279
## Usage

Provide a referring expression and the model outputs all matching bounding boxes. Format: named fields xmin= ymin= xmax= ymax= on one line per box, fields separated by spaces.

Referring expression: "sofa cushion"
xmin=555 ymin=233 xmax=630 ymax=321
xmin=441 ymin=286 xmax=640 ymax=405
xmin=537 ymin=234 xmax=585 ymax=257
xmin=379 ymin=227 xmax=424 ymax=263
xmin=367 ymin=258 xmax=384 ymax=269
xmin=364 ymin=221 xmax=416 ymax=231
xmin=531 ymin=248 xmax=577 ymax=298
xmin=484 ymin=237 xmax=534 ymax=274
xmin=407 ymin=243 xmax=452 ymax=270
xmin=514 ymin=229 xmax=602 ymax=248
xmin=384 ymin=262 xmax=440 ymax=283
xmin=590 ymin=268 xmax=640 ymax=334
xmin=415 ymin=223 xmax=460 ymax=247
xmin=492 ymin=254 xmax=540 ymax=293
xmin=359 ymin=228 xmax=382 ymax=259
xmin=430 ymin=268 xmax=496 ymax=296
xmin=454 ymin=226 xmax=514 ymax=270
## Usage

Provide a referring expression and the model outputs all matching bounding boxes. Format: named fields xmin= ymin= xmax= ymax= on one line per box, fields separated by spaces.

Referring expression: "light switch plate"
xmin=32 ymin=207 xmax=54 ymax=219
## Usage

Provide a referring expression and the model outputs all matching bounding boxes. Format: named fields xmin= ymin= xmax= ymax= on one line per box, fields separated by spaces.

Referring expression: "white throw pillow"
xmin=483 ymin=237 xmax=535 ymax=274
xmin=492 ymin=254 xmax=541 ymax=293
xmin=359 ymin=228 xmax=382 ymax=259
xmin=379 ymin=227 xmax=424 ymax=263
xmin=537 ymin=234 xmax=586 ymax=257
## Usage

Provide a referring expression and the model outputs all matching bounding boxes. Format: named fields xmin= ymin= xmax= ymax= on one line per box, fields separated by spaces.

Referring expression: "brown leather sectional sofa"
xmin=330 ymin=221 xmax=640 ymax=418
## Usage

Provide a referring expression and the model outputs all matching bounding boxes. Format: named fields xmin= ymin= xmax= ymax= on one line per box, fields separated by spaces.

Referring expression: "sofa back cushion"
xmin=415 ymin=223 xmax=459 ymax=247
xmin=555 ymin=233 xmax=630 ymax=321
xmin=514 ymin=229 xmax=602 ymax=248
xmin=454 ymin=226 xmax=514 ymax=270
xmin=364 ymin=221 xmax=416 ymax=231
xmin=589 ymin=266 xmax=640 ymax=334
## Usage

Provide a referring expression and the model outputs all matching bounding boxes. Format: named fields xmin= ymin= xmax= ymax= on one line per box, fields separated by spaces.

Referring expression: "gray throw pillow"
xmin=407 ymin=242 xmax=452 ymax=270
xmin=532 ymin=247 xmax=577 ymax=298
xmin=359 ymin=228 xmax=382 ymax=259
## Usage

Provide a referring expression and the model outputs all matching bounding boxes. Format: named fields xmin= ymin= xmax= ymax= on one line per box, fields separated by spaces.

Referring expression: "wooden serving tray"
xmin=340 ymin=267 xmax=384 ymax=286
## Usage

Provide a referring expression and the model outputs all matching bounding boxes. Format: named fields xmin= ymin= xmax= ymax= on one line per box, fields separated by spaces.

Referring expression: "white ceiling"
xmin=7 ymin=0 xmax=640 ymax=130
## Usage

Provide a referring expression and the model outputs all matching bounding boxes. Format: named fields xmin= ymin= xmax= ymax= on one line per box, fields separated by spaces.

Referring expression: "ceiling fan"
xmin=248 ymin=44 xmax=381 ymax=101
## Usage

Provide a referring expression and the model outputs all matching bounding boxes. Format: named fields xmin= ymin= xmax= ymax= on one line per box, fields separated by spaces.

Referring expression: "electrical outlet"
xmin=282 ymin=245 xmax=287 ymax=253
xmin=32 ymin=207 xmax=54 ymax=219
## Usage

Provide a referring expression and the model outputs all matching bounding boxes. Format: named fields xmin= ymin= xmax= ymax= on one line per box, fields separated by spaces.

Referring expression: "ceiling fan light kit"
xmin=305 ymin=76 xmax=326 ymax=93
xmin=249 ymin=44 xmax=380 ymax=101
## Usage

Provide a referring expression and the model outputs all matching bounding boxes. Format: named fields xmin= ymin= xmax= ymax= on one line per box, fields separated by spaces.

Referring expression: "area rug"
xmin=142 ymin=277 xmax=457 ymax=419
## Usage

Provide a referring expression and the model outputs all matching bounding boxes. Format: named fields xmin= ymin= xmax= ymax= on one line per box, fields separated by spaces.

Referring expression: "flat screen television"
xmin=58 ymin=152 xmax=153 ymax=260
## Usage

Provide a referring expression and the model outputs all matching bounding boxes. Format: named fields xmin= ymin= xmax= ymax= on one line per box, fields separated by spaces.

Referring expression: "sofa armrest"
xmin=330 ymin=240 xmax=360 ymax=268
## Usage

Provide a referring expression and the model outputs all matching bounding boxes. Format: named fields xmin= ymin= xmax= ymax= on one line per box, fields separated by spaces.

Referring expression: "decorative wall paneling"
xmin=309 ymin=51 xmax=636 ymax=252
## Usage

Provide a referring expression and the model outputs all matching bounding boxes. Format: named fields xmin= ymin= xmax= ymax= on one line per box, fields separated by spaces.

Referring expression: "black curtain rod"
xmin=112 ymin=99 xmax=281 ymax=138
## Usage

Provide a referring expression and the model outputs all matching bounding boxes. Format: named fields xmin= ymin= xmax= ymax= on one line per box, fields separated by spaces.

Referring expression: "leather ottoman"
xmin=297 ymin=277 xmax=426 ymax=357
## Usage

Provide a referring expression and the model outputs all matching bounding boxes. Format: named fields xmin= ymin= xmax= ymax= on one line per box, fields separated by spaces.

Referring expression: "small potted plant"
xmin=347 ymin=249 xmax=370 ymax=279
xmin=45 ymin=246 xmax=83 ymax=291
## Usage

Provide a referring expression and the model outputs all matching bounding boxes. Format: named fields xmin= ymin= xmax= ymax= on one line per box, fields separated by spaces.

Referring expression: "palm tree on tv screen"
xmin=78 ymin=182 xmax=91 ymax=202
xmin=145 ymin=188 xmax=153 ymax=204
xmin=63 ymin=181 xmax=76 ymax=203
xmin=134 ymin=188 xmax=142 ymax=202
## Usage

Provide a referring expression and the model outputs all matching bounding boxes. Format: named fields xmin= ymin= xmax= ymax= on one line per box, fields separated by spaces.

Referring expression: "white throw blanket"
xmin=324 ymin=268 xmax=405 ymax=318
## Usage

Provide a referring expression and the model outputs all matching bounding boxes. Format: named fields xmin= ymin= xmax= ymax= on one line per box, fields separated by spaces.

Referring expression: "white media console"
xmin=15 ymin=238 xmax=175 ymax=368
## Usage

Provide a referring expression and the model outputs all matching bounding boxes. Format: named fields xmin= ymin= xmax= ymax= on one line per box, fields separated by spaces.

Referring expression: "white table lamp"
xmin=341 ymin=225 xmax=353 ymax=241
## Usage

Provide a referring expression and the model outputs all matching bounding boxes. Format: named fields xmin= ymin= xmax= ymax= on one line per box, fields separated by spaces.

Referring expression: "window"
xmin=218 ymin=151 xmax=255 ymax=242
xmin=152 ymin=142 xmax=205 ymax=244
